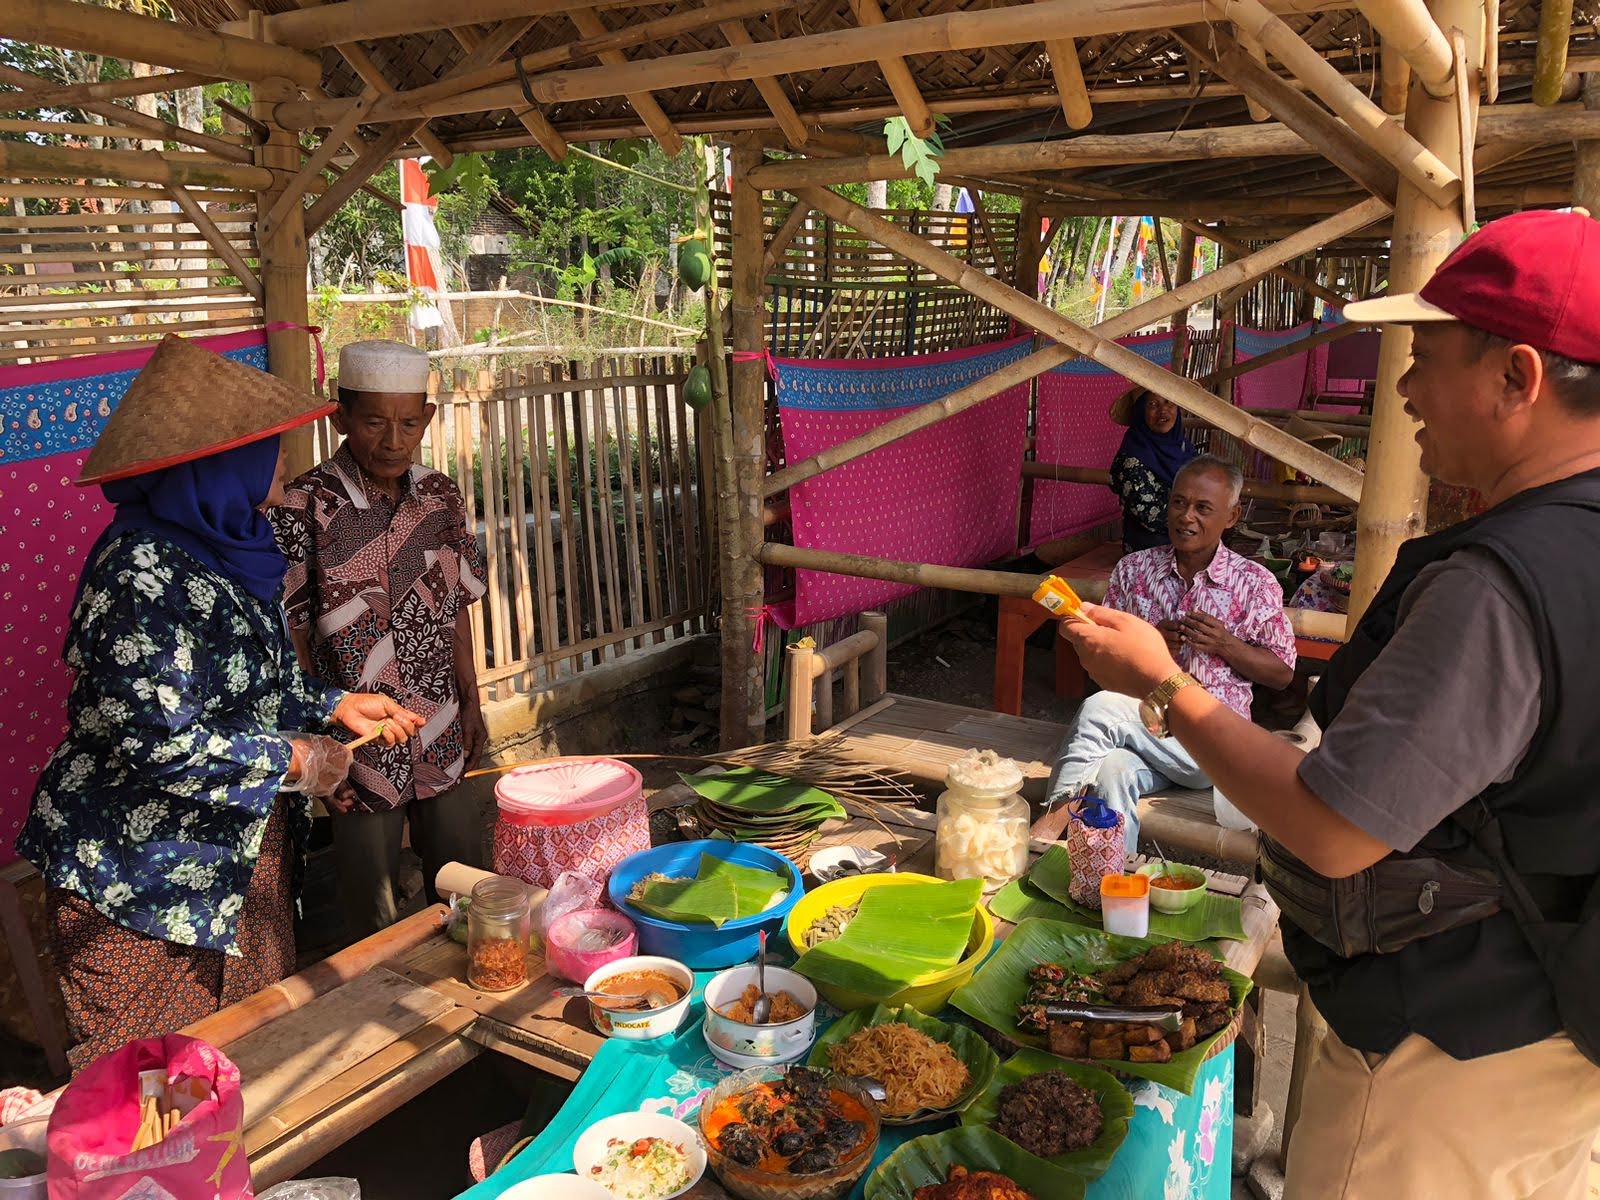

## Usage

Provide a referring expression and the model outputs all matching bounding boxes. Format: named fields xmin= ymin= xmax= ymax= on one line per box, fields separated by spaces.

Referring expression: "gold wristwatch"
xmin=1139 ymin=671 xmax=1200 ymax=737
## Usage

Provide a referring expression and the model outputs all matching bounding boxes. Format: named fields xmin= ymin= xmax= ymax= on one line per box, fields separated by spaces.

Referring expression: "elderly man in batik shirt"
xmin=1043 ymin=455 xmax=1295 ymax=848
xmin=273 ymin=340 xmax=488 ymax=940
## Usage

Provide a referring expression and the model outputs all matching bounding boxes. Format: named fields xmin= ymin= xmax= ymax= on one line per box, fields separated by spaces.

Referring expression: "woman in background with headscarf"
xmin=1108 ymin=386 xmax=1199 ymax=554
xmin=18 ymin=336 xmax=420 ymax=1070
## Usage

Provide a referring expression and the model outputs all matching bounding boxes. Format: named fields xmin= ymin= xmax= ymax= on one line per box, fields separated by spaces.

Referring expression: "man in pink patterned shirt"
xmin=1045 ymin=455 xmax=1295 ymax=847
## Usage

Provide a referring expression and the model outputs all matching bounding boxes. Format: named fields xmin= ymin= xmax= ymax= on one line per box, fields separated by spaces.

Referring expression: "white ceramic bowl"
xmin=583 ymin=955 xmax=695 ymax=1040
xmin=702 ymin=964 xmax=818 ymax=1064
xmin=497 ymin=1175 xmax=615 ymax=1200
xmin=701 ymin=1019 xmax=815 ymax=1070
xmin=572 ymin=1112 xmax=707 ymax=1200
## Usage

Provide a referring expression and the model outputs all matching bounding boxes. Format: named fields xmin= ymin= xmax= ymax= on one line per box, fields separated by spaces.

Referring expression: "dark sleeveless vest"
xmin=1281 ymin=468 xmax=1600 ymax=1058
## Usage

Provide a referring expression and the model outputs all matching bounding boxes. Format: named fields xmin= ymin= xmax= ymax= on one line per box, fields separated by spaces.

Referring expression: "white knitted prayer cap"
xmin=338 ymin=340 xmax=431 ymax=394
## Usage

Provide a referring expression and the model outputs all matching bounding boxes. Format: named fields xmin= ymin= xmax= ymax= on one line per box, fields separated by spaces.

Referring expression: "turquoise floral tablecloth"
xmin=455 ymin=979 xmax=1234 ymax=1200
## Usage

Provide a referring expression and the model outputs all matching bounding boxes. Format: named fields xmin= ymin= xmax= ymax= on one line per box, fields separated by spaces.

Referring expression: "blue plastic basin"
xmin=607 ymin=840 xmax=804 ymax=969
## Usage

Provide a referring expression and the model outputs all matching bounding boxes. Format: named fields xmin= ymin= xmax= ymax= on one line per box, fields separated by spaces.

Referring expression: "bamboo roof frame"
xmin=1 ymin=0 xmax=1594 ymax=751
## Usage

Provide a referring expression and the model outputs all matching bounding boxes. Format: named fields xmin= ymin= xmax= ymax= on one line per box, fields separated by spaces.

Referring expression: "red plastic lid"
xmin=494 ymin=757 xmax=643 ymax=828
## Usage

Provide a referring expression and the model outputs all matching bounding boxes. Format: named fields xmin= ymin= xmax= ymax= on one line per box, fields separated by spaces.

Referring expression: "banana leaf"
xmin=807 ymin=1004 xmax=998 ymax=1124
xmin=680 ymin=768 xmax=847 ymax=819
xmin=629 ymin=854 xmax=789 ymax=925
xmin=629 ymin=873 xmax=740 ymax=926
xmin=792 ymin=879 xmax=984 ymax=1001
xmin=959 ymin=1049 xmax=1133 ymax=1181
xmin=948 ymin=918 xmax=1252 ymax=1095
xmin=1024 ymin=846 xmax=1247 ymax=942
xmin=863 ymin=1127 xmax=1086 ymax=1200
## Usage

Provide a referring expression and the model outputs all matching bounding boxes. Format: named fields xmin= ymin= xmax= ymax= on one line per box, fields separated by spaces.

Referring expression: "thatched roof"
xmin=145 ymin=0 xmax=1592 ymax=216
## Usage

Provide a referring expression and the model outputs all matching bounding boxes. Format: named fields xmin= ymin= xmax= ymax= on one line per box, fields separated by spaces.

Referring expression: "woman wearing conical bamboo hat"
xmin=17 ymin=335 xmax=422 ymax=1070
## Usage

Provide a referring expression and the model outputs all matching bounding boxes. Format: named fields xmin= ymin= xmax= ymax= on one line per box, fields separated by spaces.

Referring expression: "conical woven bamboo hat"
xmin=78 ymin=334 xmax=335 ymax=485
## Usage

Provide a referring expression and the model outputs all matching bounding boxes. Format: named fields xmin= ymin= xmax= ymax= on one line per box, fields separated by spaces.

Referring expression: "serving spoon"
xmin=752 ymin=930 xmax=773 ymax=1024
xmin=553 ymin=984 xmax=674 ymax=1009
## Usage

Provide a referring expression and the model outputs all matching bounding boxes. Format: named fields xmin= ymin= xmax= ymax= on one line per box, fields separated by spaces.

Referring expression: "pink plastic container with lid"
xmin=492 ymin=757 xmax=650 ymax=889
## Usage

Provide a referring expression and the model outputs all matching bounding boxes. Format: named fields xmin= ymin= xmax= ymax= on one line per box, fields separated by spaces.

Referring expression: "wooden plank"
xmin=551 ymin=363 xmax=583 ymax=671
xmin=451 ymin=386 xmax=488 ymax=687
xmin=225 ymin=966 xmax=454 ymax=1125
xmin=528 ymin=365 xmax=562 ymax=669
xmin=592 ymin=361 xmax=627 ymax=655
xmin=571 ymin=362 xmax=608 ymax=664
xmin=612 ymin=358 xmax=647 ymax=647
xmin=654 ymin=370 xmax=685 ymax=632
xmin=479 ymin=380 xmax=513 ymax=695
xmin=635 ymin=363 xmax=665 ymax=641
xmin=505 ymin=372 xmax=537 ymax=685
xmin=243 ymin=1005 xmax=475 ymax=1153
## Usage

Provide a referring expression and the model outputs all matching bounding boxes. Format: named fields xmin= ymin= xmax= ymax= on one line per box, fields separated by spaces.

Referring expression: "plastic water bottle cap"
xmin=1073 ymin=795 xmax=1119 ymax=829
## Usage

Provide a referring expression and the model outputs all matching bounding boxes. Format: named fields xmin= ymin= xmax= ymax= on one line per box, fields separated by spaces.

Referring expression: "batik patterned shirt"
xmin=272 ymin=445 xmax=486 ymax=813
xmin=16 ymin=535 xmax=341 ymax=955
xmin=1104 ymin=543 xmax=1296 ymax=718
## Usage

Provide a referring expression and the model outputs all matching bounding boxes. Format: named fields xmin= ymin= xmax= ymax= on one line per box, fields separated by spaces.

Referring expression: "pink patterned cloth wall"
xmin=0 ymin=331 xmax=270 ymax=865
xmin=1026 ymin=331 xmax=1177 ymax=550
xmin=772 ymin=338 xmax=1034 ymax=628
xmin=1230 ymin=320 xmax=1330 ymax=411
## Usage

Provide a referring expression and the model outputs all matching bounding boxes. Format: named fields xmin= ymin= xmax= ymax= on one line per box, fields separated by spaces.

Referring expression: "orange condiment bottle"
xmin=1032 ymin=574 xmax=1085 ymax=620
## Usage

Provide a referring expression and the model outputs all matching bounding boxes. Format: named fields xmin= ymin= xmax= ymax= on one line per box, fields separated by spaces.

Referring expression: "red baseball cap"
xmin=1343 ymin=209 xmax=1600 ymax=364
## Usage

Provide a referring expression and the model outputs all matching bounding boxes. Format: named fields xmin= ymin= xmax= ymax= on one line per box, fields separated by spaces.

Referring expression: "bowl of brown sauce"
xmin=583 ymin=955 xmax=694 ymax=1039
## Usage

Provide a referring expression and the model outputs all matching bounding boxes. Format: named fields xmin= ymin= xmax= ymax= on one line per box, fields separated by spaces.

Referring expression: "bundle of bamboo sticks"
xmin=129 ymin=1073 xmax=186 ymax=1153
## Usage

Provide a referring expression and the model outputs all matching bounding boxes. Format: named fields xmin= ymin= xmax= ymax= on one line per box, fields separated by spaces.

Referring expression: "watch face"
xmin=1139 ymin=697 xmax=1166 ymax=737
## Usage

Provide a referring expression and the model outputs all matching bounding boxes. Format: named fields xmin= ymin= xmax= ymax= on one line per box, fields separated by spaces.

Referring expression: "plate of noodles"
xmin=808 ymin=1004 xmax=998 ymax=1125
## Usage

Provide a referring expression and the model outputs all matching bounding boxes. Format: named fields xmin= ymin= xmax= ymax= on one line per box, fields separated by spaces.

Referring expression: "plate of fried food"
xmin=948 ymin=920 xmax=1252 ymax=1095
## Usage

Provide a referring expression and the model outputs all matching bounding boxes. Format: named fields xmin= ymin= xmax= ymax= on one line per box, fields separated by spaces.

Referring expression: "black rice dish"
xmin=991 ymin=1071 xmax=1103 ymax=1156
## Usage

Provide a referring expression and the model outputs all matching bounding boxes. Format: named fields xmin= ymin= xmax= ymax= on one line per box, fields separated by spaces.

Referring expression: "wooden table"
xmin=204 ymin=806 xmax=1277 ymax=1192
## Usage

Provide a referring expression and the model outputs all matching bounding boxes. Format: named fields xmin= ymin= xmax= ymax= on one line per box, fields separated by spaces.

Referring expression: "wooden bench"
xmin=992 ymin=540 xmax=1121 ymax=715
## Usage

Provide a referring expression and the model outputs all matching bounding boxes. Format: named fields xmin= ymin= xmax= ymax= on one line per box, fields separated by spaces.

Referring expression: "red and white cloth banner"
xmin=400 ymin=159 xmax=451 ymax=334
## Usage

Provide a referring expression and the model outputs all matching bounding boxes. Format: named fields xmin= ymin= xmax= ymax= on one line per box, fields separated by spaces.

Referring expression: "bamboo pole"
xmin=0 ymin=69 xmax=215 ymax=110
xmin=1354 ymin=0 xmax=1455 ymax=94
xmin=530 ymin=0 xmax=1348 ymax=105
xmin=448 ymin=20 xmax=567 ymax=163
xmin=163 ymin=184 xmax=264 ymax=301
xmin=784 ymin=643 xmax=815 ymax=739
xmin=1189 ymin=222 xmax=1353 ymax=311
xmin=796 ymin=184 xmax=1367 ymax=501
xmin=719 ymin=20 xmax=809 ymax=148
xmin=302 ymin=120 xmax=427 ymax=236
xmin=764 ymin=201 xmax=812 ymax=270
xmin=724 ymin=144 xmax=769 ymax=747
xmin=567 ymin=8 xmax=684 ymax=157
xmin=1208 ymin=0 xmax=1461 ymax=206
xmin=1173 ymin=224 xmax=1198 ymax=325
xmin=762 ymin=199 xmax=1384 ymax=499
xmin=1037 ymin=17 xmax=1094 ymax=130
xmin=1022 ymin=462 xmax=1349 ymax=504
xmin=1533 ymin=0 xmax=1575 ymax=107
xmin=1349 ymin=0 xmax=1480 ymax=623
xmin=316 ymin=30 xmax=456 ymax=167
xmin=862 ymin=611 xmax=888 ymax=704
xmin=0 ymin=139 xmax=273 ymax=191
xmin=1173 ymin=26 xmax=1399 ymax=201
xmin=1 ymin=0 xmax=320 ymax=89
xmin=253 ymin=74 xmax=317 ymax=481
xmin=1235 ymin=25 xmax=1273 ymax=122
xmin=262 ymin=91 xmax=380 ymax=239
xmin=849 ymin=0 xmax=936 ymax=138
xmin=1381 ymin=34 xmax=1414 ymax=115
xmin=1206 ymin=319 xmax=1362 ymax=384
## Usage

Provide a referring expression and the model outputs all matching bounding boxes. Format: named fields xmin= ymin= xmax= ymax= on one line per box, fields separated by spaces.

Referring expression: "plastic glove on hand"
xmin=284 ymin=735 xmax=355 ymax=797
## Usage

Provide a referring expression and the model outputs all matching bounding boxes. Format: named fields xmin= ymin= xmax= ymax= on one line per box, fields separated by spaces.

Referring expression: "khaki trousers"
xmin=1286 ymin=1018 xmax=1600 ymax=1200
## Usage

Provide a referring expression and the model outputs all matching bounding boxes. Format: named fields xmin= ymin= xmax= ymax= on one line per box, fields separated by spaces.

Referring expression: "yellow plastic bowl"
xmin=784 ymin=872 xmax=995 ymax=1014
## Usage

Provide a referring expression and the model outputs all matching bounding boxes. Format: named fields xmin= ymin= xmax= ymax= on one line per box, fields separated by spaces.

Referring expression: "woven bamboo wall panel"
xmin=0 ymin=183 xmax=263 ymax=364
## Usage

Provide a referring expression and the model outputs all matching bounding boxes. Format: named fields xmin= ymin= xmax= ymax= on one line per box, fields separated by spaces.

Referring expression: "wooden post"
xmin=1534 ymin=0 xmax=1576 ymax=107
xmin=1173 ymin=225 xmax=1197 ymax=325
xmin=1348 ymin=0 xmax=1481 ymax=623
xmin=862 ymin=610 xmax=888 ymax=704
xmin=1574 ymin=75 xmax=1600 ymax=213
xmin=252 ymin=75 xmax=316 ymax=480
xmin=1015 ymin=193 xmax=1045 ymax=298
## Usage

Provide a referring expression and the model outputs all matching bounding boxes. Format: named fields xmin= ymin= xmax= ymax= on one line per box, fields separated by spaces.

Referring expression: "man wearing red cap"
xmin=1060 ymin=210 xmax=1600 ymax=1198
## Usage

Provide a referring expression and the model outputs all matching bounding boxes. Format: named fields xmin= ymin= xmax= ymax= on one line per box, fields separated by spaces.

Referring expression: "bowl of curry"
xmin=700 ymin=1066 xmax=881 ymax=1200
xmin=1134 ymin=862 xmax=1209 ymax=914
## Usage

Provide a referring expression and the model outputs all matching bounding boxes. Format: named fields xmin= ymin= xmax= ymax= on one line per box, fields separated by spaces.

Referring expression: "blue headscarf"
xmin=1116 ymin=391 xmax=1197 ymax=488
xmin=81 ymin=436 xmax=287 ymax=607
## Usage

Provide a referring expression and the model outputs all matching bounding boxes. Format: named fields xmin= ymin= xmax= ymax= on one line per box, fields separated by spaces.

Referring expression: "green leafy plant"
xmin=884 ymin=114 xmax=949 ymax=188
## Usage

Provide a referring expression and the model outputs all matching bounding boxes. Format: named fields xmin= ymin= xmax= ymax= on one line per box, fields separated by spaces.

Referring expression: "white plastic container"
xmin=1099 ymin=873 xmax=1151 ymax=939
xmin=0 ymin=1115 xmax=48 ymax=1200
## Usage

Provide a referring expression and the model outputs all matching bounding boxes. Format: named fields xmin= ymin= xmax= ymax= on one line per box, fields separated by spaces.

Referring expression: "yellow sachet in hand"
xmin=1033 ymin=575 xmax=1086 ymax=621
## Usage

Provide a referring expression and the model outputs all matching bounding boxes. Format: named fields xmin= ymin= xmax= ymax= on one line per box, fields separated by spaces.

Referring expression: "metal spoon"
xmin=752 ymin=930 xmax=773 ymax=1024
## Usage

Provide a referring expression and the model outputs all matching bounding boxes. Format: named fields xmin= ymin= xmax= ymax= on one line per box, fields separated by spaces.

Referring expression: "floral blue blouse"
xmin=17 ymin=535 xmax=343 ymax=956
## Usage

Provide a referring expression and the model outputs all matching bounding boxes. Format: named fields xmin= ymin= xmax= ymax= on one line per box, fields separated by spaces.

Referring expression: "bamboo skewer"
xmin=344 ymin=722 xmax=388 ymax=751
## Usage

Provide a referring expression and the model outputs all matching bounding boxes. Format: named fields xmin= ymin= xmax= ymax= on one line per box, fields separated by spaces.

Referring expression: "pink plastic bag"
xmin=47 ymin=1035 xmax=252 ymax=1200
